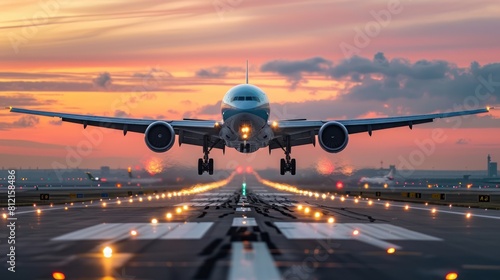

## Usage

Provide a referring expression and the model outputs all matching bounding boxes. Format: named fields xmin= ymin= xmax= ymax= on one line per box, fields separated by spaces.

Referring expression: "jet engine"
xmin=144 ymin=121 xmax=175 ymax=153
xmin=318 ymin=121 xmax=349 ymax=153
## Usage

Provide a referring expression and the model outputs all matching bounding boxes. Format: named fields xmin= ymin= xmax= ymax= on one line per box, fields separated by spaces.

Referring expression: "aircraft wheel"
xmin=198 ymin=158 xmax=203 ymax=175
xmin=280 ymin=158 xmax=286 ymax=175
xmin=208 ymin=158 xmax=214 ymax=175
xmin=291 ymin=158 xmax=296 ymax=175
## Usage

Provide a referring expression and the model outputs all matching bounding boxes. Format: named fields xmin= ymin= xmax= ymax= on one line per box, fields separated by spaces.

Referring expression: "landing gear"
xmin=239 ymin=143 xmax=251 ymax=153
xmin=279 ymin=136 xmax=296 ymax=175
xmin=198 ymin=136 xmax=217 ymax=175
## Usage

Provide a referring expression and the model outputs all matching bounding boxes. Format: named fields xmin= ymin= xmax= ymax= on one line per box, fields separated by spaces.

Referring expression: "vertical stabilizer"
xmin=386 ymin=168 xmax=394 ymax=180
xmin=86 ymin=172 xmax=95 ymax=181
xmin=246 ymin=60 xmax=249 ymax=84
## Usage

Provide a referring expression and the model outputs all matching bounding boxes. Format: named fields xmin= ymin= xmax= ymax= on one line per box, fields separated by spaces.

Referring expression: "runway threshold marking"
xmin=52 ymin=222 xmax=213 ymax=241
xmin=228 ymin=242 xmax=281 ymax=280
xmin=232 ymin=217 xmax=257 ymax=227
xmin=274 ymin=222 xmax=441 ymax=249
xmin=236 ymin=207 xmax=251 ymax=212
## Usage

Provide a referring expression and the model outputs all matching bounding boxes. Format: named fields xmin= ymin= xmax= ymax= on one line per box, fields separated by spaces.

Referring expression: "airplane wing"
xmin=269 ymin=108 xmax=490 ymax=150
xmin=8 ymin=107 xmax=225 ymax=149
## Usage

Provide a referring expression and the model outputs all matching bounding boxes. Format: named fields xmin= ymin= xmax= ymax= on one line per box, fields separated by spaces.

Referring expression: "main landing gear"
xmin=279 ymin=136 xmax=296 ymax=175
xmin=198 ymin=136 xmax=216 ymax=175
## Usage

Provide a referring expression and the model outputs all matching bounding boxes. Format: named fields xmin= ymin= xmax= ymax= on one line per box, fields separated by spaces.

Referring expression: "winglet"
xmin=245 ymin=60 xmax=249 ymax=84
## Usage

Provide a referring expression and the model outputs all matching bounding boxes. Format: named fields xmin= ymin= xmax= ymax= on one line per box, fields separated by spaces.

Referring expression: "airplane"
xmin=86 ymin=167 xmax=162 ymax=186
xmin=360 ymin=168 xmax=394 ymax=185
xmin=7 ymin=62 xmax=491 ymax=175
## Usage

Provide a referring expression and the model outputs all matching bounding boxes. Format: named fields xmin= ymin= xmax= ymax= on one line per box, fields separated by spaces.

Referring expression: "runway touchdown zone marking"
xmin=274 ymin=222 xmax=441 ymax=250
xmin=52 ymin=222 xmax=213 ymax=241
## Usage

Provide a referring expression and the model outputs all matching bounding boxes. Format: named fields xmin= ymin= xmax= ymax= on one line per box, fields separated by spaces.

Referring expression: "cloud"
xmin=13 ymin=115 xmax=39 ymax=127
xmin=133 ymin=67 xmax=173 ymax=80
xmin=261 ymin=57 xmax=332 ymax=89
xmin=455 ymin=138 xmax=470 ymax=145
xmin=263 ymin=53 xmax=500 ymax=114
xmin=114 ymin=110 xmax=130 ymax=117
xmin=0 ymin=115 xmax=39 ymax=130
xmin=197 ymin=101 xmax=222 ymax=116
xmin=0 ymin=93 xmax=58 ymax=106
xmin=49 ymin=119 xmax=63 ymax=126
xmin=93 ymin=72 xmax=112 ymax=88
xmin=195 ymin=66 xmax=243 ymax=78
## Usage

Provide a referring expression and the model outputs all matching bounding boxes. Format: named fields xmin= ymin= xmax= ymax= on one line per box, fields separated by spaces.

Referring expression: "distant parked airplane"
xmin=86 ymin=168 xmax=161 ymax=186
xmin=360 ymin=168 xmax=395 ymax=185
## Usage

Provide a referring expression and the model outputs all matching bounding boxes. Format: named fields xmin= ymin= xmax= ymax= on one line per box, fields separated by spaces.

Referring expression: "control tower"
xmin=488 ymin=154 xmax=498 ymax=177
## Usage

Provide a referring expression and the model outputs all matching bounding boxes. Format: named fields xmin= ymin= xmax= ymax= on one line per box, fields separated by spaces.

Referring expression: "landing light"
xmin=103 ymin=246 xmax=113 ymax=258
xmin=52 ymin=272 xmax=66 ymax=280
xmin=272 ymin=121 xmax=278 ymax=128
xmin=387 ymin=247 xmax=396 ymax=254
xmin=445 ymin=272 xmax=458 ymax=280
xmin=328 ymin=217 xmax=335 ymax=223
xmin=151 ymin=218 xmax=158 ymax=224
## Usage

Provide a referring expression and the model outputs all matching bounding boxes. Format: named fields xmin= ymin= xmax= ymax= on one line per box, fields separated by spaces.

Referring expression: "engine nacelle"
xmin=318 ymin=121 xmax=349 ymax=153
xmin=144 ymin=121 xmax=175 ymax=153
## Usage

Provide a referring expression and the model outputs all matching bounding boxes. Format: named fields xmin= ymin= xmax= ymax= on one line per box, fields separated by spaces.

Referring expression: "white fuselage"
xmin=360 ymin=176 xmax=393 ymax=185
xmin=219 ymin=84 xmax=273 ymax=153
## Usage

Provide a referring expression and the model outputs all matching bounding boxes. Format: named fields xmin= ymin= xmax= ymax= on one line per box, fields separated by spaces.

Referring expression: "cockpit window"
xmin=231 ymin=96 xmax=260 ymax=102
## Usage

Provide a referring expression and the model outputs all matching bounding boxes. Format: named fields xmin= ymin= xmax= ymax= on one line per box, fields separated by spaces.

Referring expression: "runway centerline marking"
xmin=228 ymin=242 xmax=281 ymax=280
xmin=232 ymin=217 xmax=257 ymax=227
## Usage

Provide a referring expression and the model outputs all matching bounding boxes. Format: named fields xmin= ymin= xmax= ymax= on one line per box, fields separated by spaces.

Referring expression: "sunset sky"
xmin=0 ymin=0 xmax=499 ymax=173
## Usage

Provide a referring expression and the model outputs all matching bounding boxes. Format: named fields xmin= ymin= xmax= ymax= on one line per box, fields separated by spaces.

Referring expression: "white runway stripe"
xmin=274 ymin=222 xmax=441 ymax=249
xmin=232 ymin=217 xmax=257 ymax=227
xmin=236 ymin=207 xmax=251 ymax=212
xmin=228 ymin=242 xmax=281 ymax=280
xmin=162 ymin=222 xmax=213 ymax=239
xmin=52 ymin=223 xmax=213 ymax=241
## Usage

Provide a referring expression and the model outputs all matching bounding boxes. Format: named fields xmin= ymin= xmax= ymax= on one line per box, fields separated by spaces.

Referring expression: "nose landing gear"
xmin=198 ymin=136 xmax=219 ymax=175
xmin=279 ymin=136 xmax=296 ymax=175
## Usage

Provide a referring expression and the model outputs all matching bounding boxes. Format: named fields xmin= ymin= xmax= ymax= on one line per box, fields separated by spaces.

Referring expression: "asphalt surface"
xmin=1 ymin=173 xmax=500 ymax=280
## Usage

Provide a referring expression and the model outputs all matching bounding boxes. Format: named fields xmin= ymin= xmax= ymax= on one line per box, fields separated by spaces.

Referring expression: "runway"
xmin=2 ymin=173 xmax=500 ymax=280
